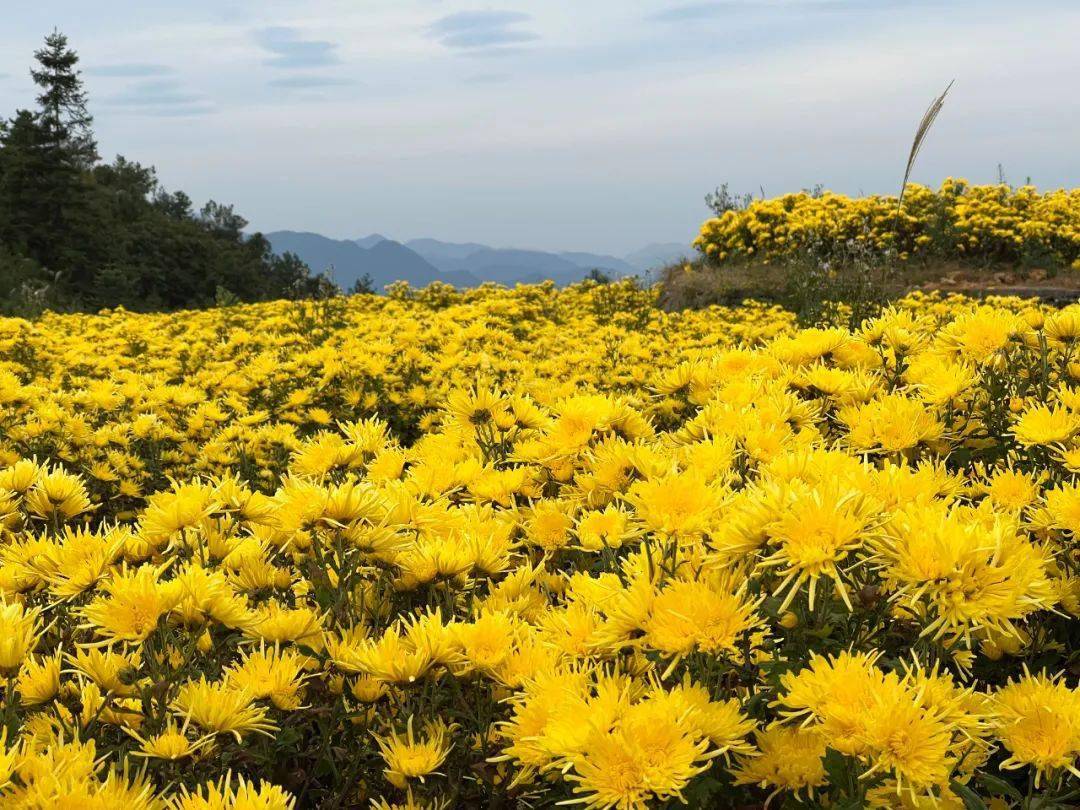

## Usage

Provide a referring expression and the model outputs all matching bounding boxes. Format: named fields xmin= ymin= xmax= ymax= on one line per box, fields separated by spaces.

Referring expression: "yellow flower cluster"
xmin=0 ymin=281 xmax=1077 ymax=808
xmin=695 ymin=179 xmax=1080 ymax=268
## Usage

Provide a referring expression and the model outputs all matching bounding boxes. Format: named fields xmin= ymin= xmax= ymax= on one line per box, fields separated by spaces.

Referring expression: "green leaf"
xmin=822 ymin=748 xmax=849 ymax=787
xmin=976 ymin=772 xmax=1022 ymax=801
xmin=950 ymin=779 xmax=989 ymax=810
xmin=681 ymin=775 xmax=725 ymax=806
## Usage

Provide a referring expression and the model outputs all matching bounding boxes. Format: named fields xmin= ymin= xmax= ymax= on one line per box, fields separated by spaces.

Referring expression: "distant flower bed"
xmin=695 ymin=180 xmax=1080 ymax=270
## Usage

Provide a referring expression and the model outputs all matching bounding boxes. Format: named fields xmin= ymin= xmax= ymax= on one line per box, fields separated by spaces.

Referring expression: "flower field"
xmin=0 ymin=280 xmax=1079 ymax=808
xmin=695 ymin=180 xmax=1080 ymax=270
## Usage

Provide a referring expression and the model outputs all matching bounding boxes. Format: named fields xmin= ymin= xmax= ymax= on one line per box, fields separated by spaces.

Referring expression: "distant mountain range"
xmin=264 ymin=232 xmax=690 ymax=292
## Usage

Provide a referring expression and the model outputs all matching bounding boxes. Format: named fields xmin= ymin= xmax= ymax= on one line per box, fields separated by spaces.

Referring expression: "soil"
xmin=658 ymin=260 xmax=1080 ymax=311
xmin=910 ymin=264 xmax=1080 ymax=303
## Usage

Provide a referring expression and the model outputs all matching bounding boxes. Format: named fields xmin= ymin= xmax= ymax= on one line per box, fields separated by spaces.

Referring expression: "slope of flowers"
xmin=694 ymin=179 xmax=1080 ymax=269
xmin=0 ymin=281 xmax=1077 ymax=808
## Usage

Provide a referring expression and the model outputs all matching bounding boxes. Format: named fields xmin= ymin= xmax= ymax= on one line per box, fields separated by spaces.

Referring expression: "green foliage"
xmin=0 ymin=31 xmax=323 ymax=313
xmin=349 ymin=273 xmax=376 ymax=295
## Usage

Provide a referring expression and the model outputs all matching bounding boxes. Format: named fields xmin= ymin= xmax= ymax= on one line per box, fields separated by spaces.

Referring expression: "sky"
xmin=1 ymin=0 xmax=1079 ymax=255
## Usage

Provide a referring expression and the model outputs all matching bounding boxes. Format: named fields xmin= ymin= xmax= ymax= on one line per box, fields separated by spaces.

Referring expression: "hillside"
xmin=266 ymin=232 xmax=690 ymax=291
xmin=265 ymin=231 xmax=481 ymax=290
xmin=399 ymin=238 xmax=640 ymax=285
xmin=624 ymin=241 xmax=691 ymax=271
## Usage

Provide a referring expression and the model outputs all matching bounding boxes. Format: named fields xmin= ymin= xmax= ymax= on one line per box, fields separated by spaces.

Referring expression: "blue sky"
xmin=1 ymin=1 xmax=1078 ymax=254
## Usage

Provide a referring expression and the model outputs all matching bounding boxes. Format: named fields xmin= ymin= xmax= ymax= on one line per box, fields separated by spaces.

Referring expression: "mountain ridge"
xmin=265 ymin=231 xmax=690 ymax=291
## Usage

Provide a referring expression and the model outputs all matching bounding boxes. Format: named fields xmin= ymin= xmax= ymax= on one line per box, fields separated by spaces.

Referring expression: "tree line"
xmin=0 ymin=31 xmax=331 ymax=315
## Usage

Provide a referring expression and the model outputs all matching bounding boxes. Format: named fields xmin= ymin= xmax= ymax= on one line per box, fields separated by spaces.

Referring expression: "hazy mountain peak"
xmin=354 ymin=233 xmax=388 ymax=248
xmin=268 ymin=230 xmax=694 ymax=291
xmin=623 ymin=242 xmax=691 ymax=272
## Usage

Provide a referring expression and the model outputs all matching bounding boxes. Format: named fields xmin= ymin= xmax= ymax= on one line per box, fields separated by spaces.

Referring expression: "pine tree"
xmin=0 ymin=30 xmax=101 ymax=293
xmin=31 ymin=29 xmax=97 ymax=167
xmin=0 ymin=30 xmax=320 ymax=311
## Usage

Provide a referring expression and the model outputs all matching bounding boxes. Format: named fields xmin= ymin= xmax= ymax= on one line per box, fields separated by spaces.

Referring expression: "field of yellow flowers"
xmin=0 ymin=279 xmax=1078 ymax=808
xmin=695 ymin=180 xmax=1080 ymax=270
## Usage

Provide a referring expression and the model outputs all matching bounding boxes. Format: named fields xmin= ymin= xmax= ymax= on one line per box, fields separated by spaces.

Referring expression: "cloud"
xmin=649 ymin=2 xmax=728 ymax=21
xmin=86 ymin=63 xmax=174 ymax=78
xmin=268 ymin=75 xmax=356 ymax=89
xmin=463 ymin=73 xmax=511 ymax=84
xmin=649 ymin=0 xmax=936 ymax=21
xmin=135 ymin=103 xmax=218 ymax=118
xmin=254 ymin=26 xmax=340 ymax=69
xmin=428 ymin=11 xmax=538 ymax=51
xmin=103 ymin=79 xmax=214 ymax=117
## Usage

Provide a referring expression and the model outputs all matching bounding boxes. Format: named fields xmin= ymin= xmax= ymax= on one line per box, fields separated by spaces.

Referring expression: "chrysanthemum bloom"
xmin=444 ymin=388 xmax=512 ymax=431
xmin=350 ymin=675 xmax=389 ymax=704
xmin=994 ymin=672 xmax=1080 ymax=786
xmin=777 ymin=650 xmax=897 ymax=756
xmin=172 ymin=677 xmax=278 ymax=742
xmin=575 ymin=506 xmax=633 ymax=551
xmin=1012 ymin=404 xmax=1080 ymax=447
xmin=125 ymin=716 xmax=211 ymax=761
xmin=3 ymin=760 xmax=161 ymax=809
xmin=244 ymin=602 xmax=324 ymax=650
xmin=402 ymin=609 xmax=461 ymax=667
xmin=564 ymin=710 xmax=711 ymax=809
xmin=170 ymin=563 xmax=252 ymax=629
xmin=875 ymin=502 xmax=1055 ymax=641
xmin=524 ymin=501 xmax=575 ymax=552
xmin=857 ymin=691 xmax=955 ymax=796
xmin=976 ymin=466 xmax=1043 ymax=512
xmin=0 ymin=458 xmax=43 ymax=494
xmin=328 ymin=626 xmax=433 ymax=685
xmin=24 ymin=466 xmax=93 ymax=522
xmin=453 ymin=611 xmax=518 ymax=675
xmin=79 ymin=565 xmax=181 ymax=644
xmin=0 ymin=489 xmax=21 ymax=532
xmin=837 ymin=394 xmax=945 ymax=454
xmin=138 ymin=482 xmax=219 ymax=545
xmin=642 ymin=575 xmax=760 ymax=661
xmin=1042 ymin=308 xmax=1080 ymax=345
xmin=74 ymin=679 xmax=144 ymax=730
xmin=15 ymin=652 xmax=60 ymax=705
xmin=224 ymin=643 xmax=309 ymax=710
xmin=170 ymin=773 xmax=296 ymax=810
xmin=639 ymin=680 xmax=756 ymax=755
xmin=903 ymin=354 xmax=977 ymax=406
xmin=495 ymin=669 xmax=593 ymax=774
xmin=369 ymin=790 xmax=452 ymax=810
xmin=66 ymin=647 xmax=141 ymax=697
xmin=760 ymin=483 xmax=880 ymax=611
xmin=625 ymin=471 xmax=724 ymax=541
xmin=40 ymin=525 xmax=127 ymax=599
xmin=732 ymin=726 xmax=828 ymax=802
xmin=1042 ymin=481 xmax=1080 ymax=534
xmin=938 ymin=307 xmax=1028 ymax=365
xmin=375 ymin=715 xmax=453 ymax=789
xmin=0 ymin=599 xmax=39 ymax=675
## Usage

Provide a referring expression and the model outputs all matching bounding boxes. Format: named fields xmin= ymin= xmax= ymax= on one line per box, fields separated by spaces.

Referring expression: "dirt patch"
xmin=660 ymin=259 xmax=1080 ymax=309
xmin=912 ymin=264 xmax=1080 ymax=302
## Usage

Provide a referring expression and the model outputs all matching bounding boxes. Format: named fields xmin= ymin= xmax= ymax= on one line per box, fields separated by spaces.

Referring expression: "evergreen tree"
xmin=0 ymin=30 xmax=321 ymax=312
xmin=0 ymin=111 xmax=50 ymax=254
xmin=350 ymin=273 xmax=376 ymax=295
xmin=0 ymin=31 xmax=98 ymax=292
xmin=31 ymin=29 xmax=97 ymax=167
